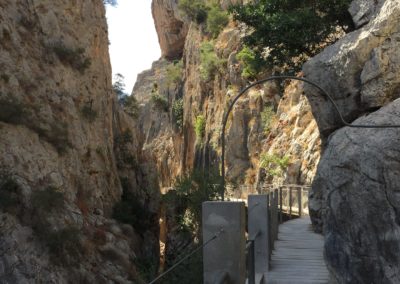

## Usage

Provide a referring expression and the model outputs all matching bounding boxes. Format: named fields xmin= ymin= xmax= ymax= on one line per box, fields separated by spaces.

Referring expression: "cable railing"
xmin=147 ymin=228 xmax=224 ymax=284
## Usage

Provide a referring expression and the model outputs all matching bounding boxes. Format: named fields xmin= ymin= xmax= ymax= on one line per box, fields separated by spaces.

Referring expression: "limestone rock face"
xmin=0 ymin=0 xmax=159 ymax=282
xmin=311 ymin=100 xmax=400 ymax=283
xmin=349 ymin=0 xmax=385 ymax=28
xmin=303 ymin=0 xmax=400 ymax=139
xmin=151 ymin=0 xmax=189 ymax=59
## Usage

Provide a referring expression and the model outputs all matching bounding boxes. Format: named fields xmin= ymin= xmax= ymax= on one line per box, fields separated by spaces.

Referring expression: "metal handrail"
xmin=220 ymin=75 xmax=400 ymax=201
xmin=148 ymin=228 xmax=224 ymax=284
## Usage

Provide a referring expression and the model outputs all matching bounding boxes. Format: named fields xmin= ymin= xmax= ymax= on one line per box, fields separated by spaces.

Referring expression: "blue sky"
xmin=106 ymin=0 xmax=161 ymax=93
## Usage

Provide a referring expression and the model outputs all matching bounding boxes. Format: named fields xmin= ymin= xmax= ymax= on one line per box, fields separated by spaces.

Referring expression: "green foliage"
xmin=172 ymin=99 xmax=184 ymax=130
xmin=178 ymin=0 xmax=208 ymax=23
xmin=261 ymin=105 xmax=275 ymax=133
xmin=199 ymin=41 xmax=224 ymax=81
xmin=151 ymin=85 xmax=168 ymax=111
xmin=113 ymin=73 xmax=140 ymax=118
xmin=0 ymin=170 xmax=20 ymax=213
xmin=160 ymin=170 xmax=221 ymax=283
xmin=229 ymin=0 xmax=353 ymax=73
xmin=52 ymin=42 xmax=91 ymax=72
xmin=31 ymin=187 xmax=65 ymax=212
xmin=81 ymin=103 xmax=97 ymax=123
xmin=167 ymin=170 xmax=222 ymax=233
xmin=260 ymin=153 xmax=290 ymax=177
xmin=206 ymin=3 xmax=229 ymax=38
xmin=166 ymin=60 xmax=183 ymax=86
xmin=194 ymin=115 xmax=206 ymax=140
xmin=0 ymin=94 xmax=29 ymax=125
xmin=236 ymin=46 xmax=264 ymax=79
xmin=113 ymin=73 xmax=128 ymax=100
xmin=124 ymin=95 xmax=139 ymax=119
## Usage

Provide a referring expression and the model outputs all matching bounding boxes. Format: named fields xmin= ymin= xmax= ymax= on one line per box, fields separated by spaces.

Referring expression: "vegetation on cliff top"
xmin=229 ymin=0 xmax=353 ymax=73
xmin=179 ymin=0 xmax=229 ymax=38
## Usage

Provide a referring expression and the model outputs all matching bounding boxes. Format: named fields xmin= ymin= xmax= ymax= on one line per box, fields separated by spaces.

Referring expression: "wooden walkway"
xmin=265 ymin=217 xmax=330 ymax=284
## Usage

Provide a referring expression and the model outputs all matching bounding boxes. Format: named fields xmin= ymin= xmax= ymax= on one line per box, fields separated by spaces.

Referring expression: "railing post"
xmin=279 ymin=186 xmax=283 ymax=224
xmin=202 ymin=202 xmax=246 ymax=284
xmin=289 ymin=187 xmax=293 ymax=219
xmin=248 ymin=195 xmax=269 ymax=277
xmin=274 ymin=189 xmax=279 ymax=241
xmin=298 ymin=187 xmax=303 ymax=217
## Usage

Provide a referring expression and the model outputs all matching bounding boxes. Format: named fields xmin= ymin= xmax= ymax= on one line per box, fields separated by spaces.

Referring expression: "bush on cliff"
xmin=229 ymin=0 xmax=353 ymax=73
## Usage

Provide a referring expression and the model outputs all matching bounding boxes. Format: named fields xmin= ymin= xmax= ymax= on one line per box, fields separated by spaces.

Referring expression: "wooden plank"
xmin=266 ymin=216 xmax=330 ymax=284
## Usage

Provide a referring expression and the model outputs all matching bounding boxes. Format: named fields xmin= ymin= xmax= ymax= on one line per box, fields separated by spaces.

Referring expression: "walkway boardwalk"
xmin=265 ymin=217 xmax=330 ymax=284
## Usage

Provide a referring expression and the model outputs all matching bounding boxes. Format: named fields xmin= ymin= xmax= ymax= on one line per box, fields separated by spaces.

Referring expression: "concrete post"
xmin=202 ymin=201 xmax=246 ymax=284
xmin=248 ymin=195 xmax=269 ymax=276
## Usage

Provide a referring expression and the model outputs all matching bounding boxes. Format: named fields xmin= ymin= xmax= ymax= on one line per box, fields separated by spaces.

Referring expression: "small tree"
xmin=206 ymin=3 xmax=229 ymax=38
xmin=229 ymin=0 xmax=353 ymax=73
xmin=113 ymin=73 xmax=128 ymax=102
xmin=194 ymin=115 xmax=206 ymax=140
xmin=178 ymin=0 xmax=208 ymax=23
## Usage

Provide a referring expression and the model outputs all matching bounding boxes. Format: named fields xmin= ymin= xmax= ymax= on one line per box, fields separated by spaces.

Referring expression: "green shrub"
xmin=166 ymin=60 xmax=183 ymax=86
xmin=151 ymin=89 xmax=168 ymax=112
xmin=31 ymin=186 xmax=65 ymax=212
xmin=178 ymin=0 xmax=208 ymax=23
xmin=194 ymin=115 xmax=206 ymax=140
xmin=199 ymin=41 xmax=225 ymax=81
xmin=172 ymin=99 xmax=184 ymax=130
xmin=124 ymin=95 xmax=139 ymax=119
xmin=260 ymin=153 xmax=290 ymax=177
xmin=261 ymin=105 xmax=275 ymax=133
xmin=0 ymin=170 xmax=20 ymax=213
xmin=0 ymin=94 xmax=29 ymax=125
xmin=236 ymin=46 xmax=264 ymax=79
xmin=81 ymin=103 xmax=97 ymax=123
xmin=52 ymin=42 xmax=91 ymax=72
xmin=229 ymin=0 xmax=353 ymax=73
xmin=206 ymin=3 xmax=229 ymax=38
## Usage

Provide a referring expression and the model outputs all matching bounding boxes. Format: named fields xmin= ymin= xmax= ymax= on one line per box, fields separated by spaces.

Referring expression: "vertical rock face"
xmin=303 ymin=0 xmax=400 ymax=139
xmin=0 ymin=0 xmax=159 ymax=282
xmin=306 ymin=0 xmax=400 ymax=282
xmin=312 ymin=102 xmax=400 ymax=283
xmin=151 ymin=0 xmax=189 ymax=60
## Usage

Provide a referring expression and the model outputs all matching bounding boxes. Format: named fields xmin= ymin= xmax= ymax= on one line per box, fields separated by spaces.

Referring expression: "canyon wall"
xmin=305 ymin=0 xmax=400 ymax=282
xmin=0 ymin=1 xmax=158 ymax=283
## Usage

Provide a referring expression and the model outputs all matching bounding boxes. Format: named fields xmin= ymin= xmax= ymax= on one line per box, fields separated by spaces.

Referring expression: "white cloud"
xmin=106 ymin=0 xmax=161 ymax=93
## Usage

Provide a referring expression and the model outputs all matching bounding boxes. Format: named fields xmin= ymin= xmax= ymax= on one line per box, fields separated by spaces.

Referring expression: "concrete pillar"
xmin=202 ymin=201 xmax=246 ymax=284
xmin=248 ymin=195 xmax=269 ymax=275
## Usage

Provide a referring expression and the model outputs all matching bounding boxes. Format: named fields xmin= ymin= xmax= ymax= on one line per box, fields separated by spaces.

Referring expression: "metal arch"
xmin=220 ymin=75 xmax=400 ymax=200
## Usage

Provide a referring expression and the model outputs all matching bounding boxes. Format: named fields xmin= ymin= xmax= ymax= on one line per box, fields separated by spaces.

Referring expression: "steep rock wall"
xmin=0 ymin=1 xmax=159 ymax=282
xmin=305 ymin=0 xmax=400 ymax=282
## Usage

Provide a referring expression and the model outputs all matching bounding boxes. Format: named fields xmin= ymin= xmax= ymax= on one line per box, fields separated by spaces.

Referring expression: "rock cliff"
xmin=0 ymin=1 xmax=159 ymax=282
xmin=305 ymin=0 xmax=400 ymax=282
